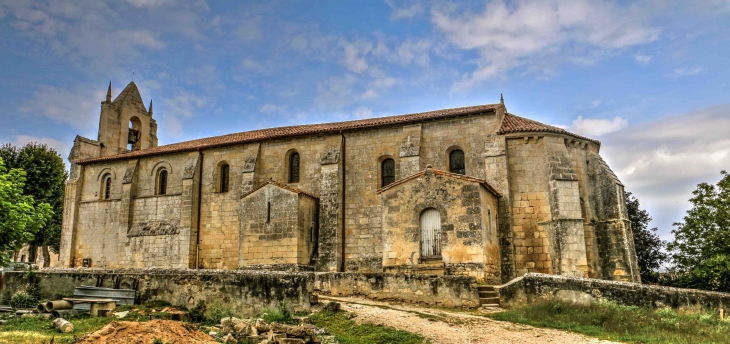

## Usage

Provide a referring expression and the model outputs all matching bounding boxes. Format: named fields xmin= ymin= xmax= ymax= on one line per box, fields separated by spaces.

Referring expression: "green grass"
xmin=487 ymin=300 xmax=730 ymax=344
xmin=0 ymin=315 xmax=118 ymax=344
xmin=311 ymin=310 xmax=427 ymax=344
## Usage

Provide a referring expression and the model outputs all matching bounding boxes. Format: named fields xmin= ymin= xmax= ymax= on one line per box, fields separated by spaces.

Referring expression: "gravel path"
xmin=319 ymin=295 xmax=620 ymax=344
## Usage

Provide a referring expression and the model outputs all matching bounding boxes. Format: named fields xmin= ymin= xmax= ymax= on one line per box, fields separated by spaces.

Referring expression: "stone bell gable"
xmin=59 ymin=86 xmax=640 ymax=284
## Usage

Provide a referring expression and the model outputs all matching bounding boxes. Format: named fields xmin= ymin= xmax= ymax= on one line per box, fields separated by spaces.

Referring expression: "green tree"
xmin=666 ymin=171 xmax=730 ymax=292
xmin=0 ymin=143 xmax=67 ymax=266
xmin=0 ymin=157 xmax=53 ymax=266
xmin=625 ymin=191 xmax=667 ymax=283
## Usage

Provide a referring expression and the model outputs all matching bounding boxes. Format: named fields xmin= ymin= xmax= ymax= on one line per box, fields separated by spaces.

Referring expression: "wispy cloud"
xmin=260 ymin=103 xmax=286 ymax=114
xmin=634 ymin=53 xmax=653 ymax=65
xmin=431 ymin=0 xmax=660 ymax=91
xmin=19 ymin=85 xmax=103 ymax=129
xmin=353 ymin=106 xmax=373 ymax=119
xmin=570 ymin=116 xmax=628 ymax=136
xmin=384 ymin=0 xmax=424 ymax=20
xmin=12 ymin=135 xmax=70 ymax=161
xmin=666 ymin=66 xmax=707 ymax=78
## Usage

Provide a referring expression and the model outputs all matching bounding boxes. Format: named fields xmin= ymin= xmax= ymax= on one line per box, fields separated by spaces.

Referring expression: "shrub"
xmin=9 ymin=289 xmax=38 ymax=309
xmin=206 ymin=301 xmax=236 ymax=325
xmin=189 ymin=300 xmax=206 ymax=323
xmin=261 ymin=301 xmax=294 ymax=324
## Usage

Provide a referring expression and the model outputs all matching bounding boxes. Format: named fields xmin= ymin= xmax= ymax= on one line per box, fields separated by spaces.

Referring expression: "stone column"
xmin=117 ymin=160 xmax=139 ymax=266
xmin=484 ymin=134 xmax=512 ymax=282
xmin=316 ymin=141 xmax=343 ymax=271
xmin=180 ymin=153 xmax=201 ymax=268
xmin=398 ymin=124 xmax=421 ymax=177
xmin=58 ymin=164 xmax=84 ymax=268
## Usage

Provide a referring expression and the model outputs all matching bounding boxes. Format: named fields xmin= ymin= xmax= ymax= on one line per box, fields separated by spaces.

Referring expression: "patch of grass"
xmin=487 ymin=300 xmax=730 ymax=344
xmin=261 ymin=301 xmax=296 ymax=324
xmin=311 ymin=310 xmax=426 ymax=344
xmin=0 ymin=315 xmax=118 ymax=344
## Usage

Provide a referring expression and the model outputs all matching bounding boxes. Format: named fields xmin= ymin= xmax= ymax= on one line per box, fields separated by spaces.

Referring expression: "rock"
xmin=270 ymin=323 xmax=315 ymax=342
xmin=208 ymin=331 xmax=218 ymax=337
xmin=278 ymin=338 xmax=306 ymax=344
xmin=268 ymin=331 xmax=287 ymax=341
xmin=242 ymin=323 xmax=259 ymax=336
xmin=319 ymin=335 xmax=339 ymax=344
xmin=223 ymin=333 xmax=236 ymax=343
xmin=323 ymin=301 xmax=340 ymax=312
xmin=113 ymin=311 xmax=129 ymax=318
xmin=221 ymin=317 xmax=249 ymax=333
xmin=254 ymin=318 xmax=270 ymax=332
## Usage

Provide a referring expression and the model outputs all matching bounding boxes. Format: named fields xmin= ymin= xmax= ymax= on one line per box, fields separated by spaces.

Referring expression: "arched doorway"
xmin=420 ymin=208 xmax=441 ymax=257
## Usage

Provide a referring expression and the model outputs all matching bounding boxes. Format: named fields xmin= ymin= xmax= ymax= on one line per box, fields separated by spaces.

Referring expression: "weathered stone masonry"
xmin=59 ymin=81 xmax=639 ymax=284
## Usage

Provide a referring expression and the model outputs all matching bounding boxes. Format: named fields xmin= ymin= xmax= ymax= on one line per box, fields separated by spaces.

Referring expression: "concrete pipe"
xmin=37 ymin=303 xmax=47 ymax=313
xmin=45 ymin=300 xmax=73 ymax=311
xmin=53 ymin=318 xmax=74 ymax=333
xmin=51 ymin=309 xmax=80 ymax=319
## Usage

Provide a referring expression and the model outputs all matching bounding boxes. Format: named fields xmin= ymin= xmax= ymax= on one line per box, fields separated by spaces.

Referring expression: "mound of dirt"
xmin=76 ymin=320 xmax=217 ymax=344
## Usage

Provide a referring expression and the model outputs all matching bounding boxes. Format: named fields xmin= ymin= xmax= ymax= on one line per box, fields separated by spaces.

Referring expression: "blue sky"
xmin=1 ymin=0 xmax=729 ymax=239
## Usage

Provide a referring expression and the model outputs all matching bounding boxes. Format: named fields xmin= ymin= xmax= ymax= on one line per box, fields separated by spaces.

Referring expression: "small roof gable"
xmin=112 ymin=81 xmax=147 ymax=114
xmin=376 ymin=168 xmax=501 ymax=197
xmin=241 ymin=179 xmax=318 ymax=199
xmin=498 ymin=113 xmax=600 ymax=144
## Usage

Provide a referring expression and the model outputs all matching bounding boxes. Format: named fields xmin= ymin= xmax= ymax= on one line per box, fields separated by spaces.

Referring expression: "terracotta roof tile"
xmin=376 ymin=168 xmax=501 ymax=197
xmin=241 ymin=179 xmax=318 ymax=199
xmin=498 ymin=113 xmax=600 ymax=144
xmin=78 ymin=103 xmax=500 ymax=164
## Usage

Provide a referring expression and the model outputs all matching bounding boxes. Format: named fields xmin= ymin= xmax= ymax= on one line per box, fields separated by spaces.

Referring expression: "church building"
xmin=59 ymin=82 xmax=641 ymax=284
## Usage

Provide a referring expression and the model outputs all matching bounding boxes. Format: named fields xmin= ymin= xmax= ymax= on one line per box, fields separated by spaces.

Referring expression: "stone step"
xmin=479 ymin=297 xmax=500 ymax=305
xmin=477 ymin=285 xmax=496 ymax=292
xmin=413 ymin=267 xmax=445 ymax=276
xmin=478 ymin=291 xmax=498 ymax=298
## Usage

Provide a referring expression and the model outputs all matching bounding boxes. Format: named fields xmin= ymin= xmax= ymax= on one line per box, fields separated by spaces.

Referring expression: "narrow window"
xmin=289 ymin=152 xmax=300 ymax=183
xmin=449 ymin=149 xmax=465 ymax=175
xmin=266 ymin=201 xmax=271 ymax=223
xmin=381 ymin=158 xmax=395 ymax=187
xmin=220 ymin=164 xmax=230 ymax=193
xmin=104 ymin=176 xmax=112 ymax=200
xmin=158 ymin=169 xmax=168 ymax=195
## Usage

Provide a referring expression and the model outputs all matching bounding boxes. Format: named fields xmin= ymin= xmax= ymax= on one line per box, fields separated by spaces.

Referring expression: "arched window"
xmin=220 ymin=163 xmax=230 ymax=193
xmin=289 ymin=152 xmax=300 ymax=183
xmin=157 ymin=169 xmax=168 ymax=195
xmin=449 ymin=149 xmax=465 ymax=175
xmin=381 ymin=158 xmax=395 ymax=187
xmin=101 ymin=174 xmax=112 ymax=200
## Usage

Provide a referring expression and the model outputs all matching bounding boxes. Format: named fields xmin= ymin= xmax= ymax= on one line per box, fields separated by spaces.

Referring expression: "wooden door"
xmin=420 ymin=209 xmax=441 ymax=257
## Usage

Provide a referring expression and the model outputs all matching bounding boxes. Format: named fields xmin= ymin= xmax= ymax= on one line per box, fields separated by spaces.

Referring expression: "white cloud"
xmin=431 ymin=0 xmax=659 ymax=91
xmin=589 ymin=100 xmax=602 ymax=108
xmin=601 ymin=104 xmax=730 ymax=236
xmin=569 ymin=116 xmax=628 ymax=136
xmin=353 ymin=106 xmax=373 ymax=119
xmin=19 ymin=85 xmax=103 ymax=129
xmin=160 ymin=91 xmax=209 ymax=137
xmin=124 ymin=0 xmax=174 ymax=8
xmin=384 ymin=0 xmax=424 ymax=20
xmin=666 ymin=66 xmax=707 ymax=78
xmin=342 ymin=41 xmax=372 ymax=73
xmin=12 ymin=135 xmax=71 ymax=158
xmin=260 ymin=104 xmax=286 ymax=114
xmin=634 ymin=53 xmax=653 ymax=65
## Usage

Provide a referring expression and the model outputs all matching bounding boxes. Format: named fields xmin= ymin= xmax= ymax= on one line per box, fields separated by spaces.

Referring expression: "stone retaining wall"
xmin=314 ymin=272 xmax=480 ymax=308
xmin=498 ymin=273 xmax=730 ymax=311
xmin=1 ymin=268 xmax=313 ymax=316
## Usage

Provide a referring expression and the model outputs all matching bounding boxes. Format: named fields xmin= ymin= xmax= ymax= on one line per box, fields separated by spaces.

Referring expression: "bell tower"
xmin=97 ymin=81 xmax=158 ymax=156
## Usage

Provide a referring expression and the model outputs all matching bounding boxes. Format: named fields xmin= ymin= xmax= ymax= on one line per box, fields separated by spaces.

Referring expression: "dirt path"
xmin=319 ymin=295 xmax=620 ymax=344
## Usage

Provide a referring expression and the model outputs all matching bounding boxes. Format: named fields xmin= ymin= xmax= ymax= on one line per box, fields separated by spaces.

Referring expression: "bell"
xmin=127 ymin=129 xmax=139 ymax=144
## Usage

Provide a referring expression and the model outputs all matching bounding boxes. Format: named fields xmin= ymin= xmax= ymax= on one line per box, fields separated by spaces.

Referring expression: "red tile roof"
xmin=376 ymin=168 xmax=502 ymax=197
xmin=79 ymin=103 xmax=500 ymax=164
xmin=498 ymin=113 xmax=600 ymax=144
xmin=241 ymin=179 xmax=318 ymax=199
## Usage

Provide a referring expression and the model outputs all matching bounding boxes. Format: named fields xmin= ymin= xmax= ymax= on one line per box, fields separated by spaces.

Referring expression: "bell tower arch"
xmin=97 ymin=81 xmax=158 ymax=156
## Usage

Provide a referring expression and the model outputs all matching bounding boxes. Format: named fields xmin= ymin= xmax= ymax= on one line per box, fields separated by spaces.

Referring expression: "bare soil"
xmin=75 ymin=320 xmax=218 ymax=344
xmin=321 ymin=295 xmax=621 ymax=344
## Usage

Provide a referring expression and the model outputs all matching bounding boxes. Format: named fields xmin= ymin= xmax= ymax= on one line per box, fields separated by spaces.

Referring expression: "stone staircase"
xmin=477 ymin=285 xmax=502 ymax=312
xmin=412 ymin=260 xmax=446 ymax=276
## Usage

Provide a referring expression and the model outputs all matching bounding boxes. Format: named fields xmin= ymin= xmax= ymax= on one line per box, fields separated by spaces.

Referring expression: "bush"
xmin=261 ymin=301 xmax=294 ymax=324
xmin=189 ymin=300 xmax=206 ymax=323
xmin=206 ymin=301 xmax=237 ymax=325
xmin=9 ymin=289 xmax=38 ymax=309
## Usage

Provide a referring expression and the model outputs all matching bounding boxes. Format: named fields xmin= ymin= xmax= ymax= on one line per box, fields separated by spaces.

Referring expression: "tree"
xmin=0 ymin=143 xmax=67 ymax=266
xmin=0 ymin=157 xmax=53 ymax=266
xmin=666 ymin=171 xmax=730 ymax=292
xmin=625 ymin=191 xmax=668 ymax=283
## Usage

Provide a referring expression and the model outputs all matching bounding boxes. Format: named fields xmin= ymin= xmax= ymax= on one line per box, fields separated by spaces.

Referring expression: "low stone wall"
xmin=498 ymin=273 xmax=730 ymax=311
xmin=314 ymin=272 xmax=480 ymax=308
xmin=1 ymin=268 xmax=313 ymax=316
